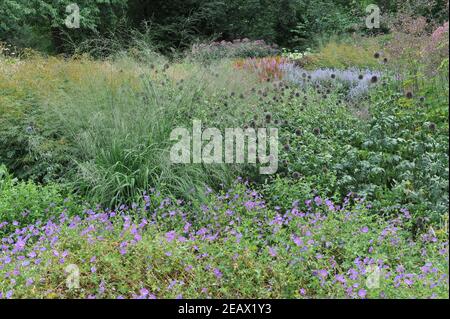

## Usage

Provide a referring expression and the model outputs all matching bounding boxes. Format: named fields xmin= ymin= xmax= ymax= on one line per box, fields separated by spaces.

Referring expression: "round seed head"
xmin=429 ymin=122 xmax=436 ymax=131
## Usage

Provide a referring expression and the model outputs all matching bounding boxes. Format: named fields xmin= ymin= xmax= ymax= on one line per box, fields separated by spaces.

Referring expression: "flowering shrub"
xmin=423 ymin=21 xmax=449 ymax=75
xmin=186 ymin=39 xmax=279 ymax=63
xmin=281 ymin=48 xmax=312 ymax=61
xmin=0 ymin=182 xmax=448 ymax=299
xmin=0 ymin=42 xmax=19 ymax=59
xmin=428 ymin=21 xmax=449 ymax=52
xmin=385 ymin=16 xmax=449 ymax=78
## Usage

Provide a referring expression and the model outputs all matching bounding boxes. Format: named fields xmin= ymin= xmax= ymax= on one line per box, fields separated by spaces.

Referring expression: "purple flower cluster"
xmin=0 ymin=184 xmax=448 ymax=299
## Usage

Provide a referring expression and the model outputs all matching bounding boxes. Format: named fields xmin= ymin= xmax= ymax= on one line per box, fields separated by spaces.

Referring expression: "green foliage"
xmin=0 ymin=0 xmax=128 ymax=52
xmin=260 ymin=66 xmax=448 ymax=220
xmin=0 ymin=87 xmax=75 ymax=182
xmin=0 ymin=165 xmax=78 ymax=235
xmin=1 ymin=183 xmax=448 ymax=298
xmin=289 ymin=0 xmax=360 ymax=49
xmin=0 ymin=1 xmax=449 ymax=300
xmin=2 ymin=0 xmax=448 ymax=54
xmin=37 ymin=58 xmax=243 ymax=206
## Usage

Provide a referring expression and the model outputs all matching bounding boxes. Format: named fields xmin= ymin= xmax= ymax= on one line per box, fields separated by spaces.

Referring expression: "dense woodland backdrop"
xmin=1 ymin=0 xmax=448 ymax=54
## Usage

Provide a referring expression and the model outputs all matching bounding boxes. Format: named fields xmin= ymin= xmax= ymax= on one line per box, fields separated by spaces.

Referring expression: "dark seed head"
xmin=331 ymin=73 xmax=336 ymax=79
xmin=383 ymin=57 xmax=388 ymax=63
xmin=374 ymin=52 xmax=380 ymax=59
xmin=358 ymin=74 xmax=364 ymax=80
xmin=429 ymin=122 xmax=436 ymax=131
xmin=313 ymin=127 xmax=321 ymax=135
xmin=295 ymin=128 xmax=302 ymax=136
xmin=292 ymin=172 xmax=301 ymax=179
xmin=405 ymin=91 xmax=413 ymax=99
xmin=370 ymin=75 xmax=378 ymax=83
xmin=419 ymin=96 xmax=425 ymax=103
xmin=283 ymin=143 xmax=291 ymax=151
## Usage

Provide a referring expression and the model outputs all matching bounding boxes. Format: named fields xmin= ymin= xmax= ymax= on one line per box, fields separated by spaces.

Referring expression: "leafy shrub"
xmin=0 ymin=81 xmax=74 ymax=182
xmin=0 ymin=0 xmax=128 ymax=53
xmin=289 ymin=0 xmax=360 ymax=49
xmin=248 ymin=67 xmax=448 ymax=220
xmin=0 ymin=165 xmax=78 ymax=235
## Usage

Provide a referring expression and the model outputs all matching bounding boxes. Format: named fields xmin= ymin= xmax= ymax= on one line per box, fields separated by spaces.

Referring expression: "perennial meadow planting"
xmin=0 ymin=3 xmax=449 ymax=300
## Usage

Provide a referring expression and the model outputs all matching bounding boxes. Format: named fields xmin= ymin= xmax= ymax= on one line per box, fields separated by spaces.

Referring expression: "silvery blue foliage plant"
xmin=280 ymin=63 xmax=382 ymax=99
